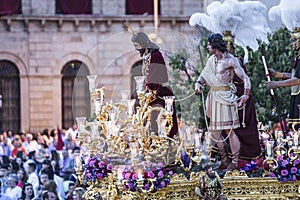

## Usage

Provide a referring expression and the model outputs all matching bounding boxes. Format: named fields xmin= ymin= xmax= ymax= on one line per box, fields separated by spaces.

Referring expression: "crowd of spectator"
xmin=0 ymin=124 xmax=86 ymax=200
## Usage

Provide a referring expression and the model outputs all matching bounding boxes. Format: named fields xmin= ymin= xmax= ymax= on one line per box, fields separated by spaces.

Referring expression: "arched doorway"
xmin=61 ymin=60 xmax=90 ymax=129
xmin=0 ymin=60 xmax=20 ymax=132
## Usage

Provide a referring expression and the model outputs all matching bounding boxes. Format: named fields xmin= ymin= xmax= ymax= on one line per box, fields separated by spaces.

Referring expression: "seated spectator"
xmin=5 ymin=174 xmax=22 ymax=200
xmin=41 ymin=160 xmax=65 ymax=200
xmin=18 ymin=183 xmax=34 ymax=200
xmin=22 ymin=134 xmax=39 ymax=156
xmin=17 ymin=169 xmax=28 ymax=189
xmin=0 ymin=179 xmax=11 ymax=200
xmin=42 ymin=191 xmax=57 ymax=200
xmin=12 ymin=135 xmax=27 ymax=158
xmin=24 ymin=160 xmax=39 ymax=196
xmin=0 ymin=163 xmax=10 ymax=192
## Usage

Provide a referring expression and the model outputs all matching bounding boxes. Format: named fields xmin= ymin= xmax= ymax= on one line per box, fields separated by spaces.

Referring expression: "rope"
xmin=157 ymin=92 xmax=196 ymax=102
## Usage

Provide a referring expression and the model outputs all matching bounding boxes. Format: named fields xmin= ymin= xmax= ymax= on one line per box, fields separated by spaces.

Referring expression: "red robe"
xmin=145 ymin=50 xmax=178 ymax=138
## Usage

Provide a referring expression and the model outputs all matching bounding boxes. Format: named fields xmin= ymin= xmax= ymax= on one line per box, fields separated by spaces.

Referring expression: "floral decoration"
xmin=84 ymin=154 xmax=113 ymax=184
xmin=269 ymin=156 xmax=300 ymax=182
xmin=122 ymin=162 xmax=173 ymax=192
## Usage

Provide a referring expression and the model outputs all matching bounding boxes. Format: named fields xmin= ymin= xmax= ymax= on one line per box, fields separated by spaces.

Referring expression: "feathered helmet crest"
xmin=269 ymin=0 xmax=300 ymax=49
xmin=189 ymin=0 xmax=271 ymax=63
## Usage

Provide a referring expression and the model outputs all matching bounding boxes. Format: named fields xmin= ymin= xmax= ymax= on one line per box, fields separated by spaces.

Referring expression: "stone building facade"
xmin=0 ymin=0 xmax=204 ymax=132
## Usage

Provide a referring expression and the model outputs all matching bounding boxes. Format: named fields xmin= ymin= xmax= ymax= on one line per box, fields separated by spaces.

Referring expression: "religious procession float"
xmin=73 ymin=0 xmax=300 ymax=199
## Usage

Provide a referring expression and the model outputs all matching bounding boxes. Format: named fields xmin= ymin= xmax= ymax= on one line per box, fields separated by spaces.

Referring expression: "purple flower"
xmin=89 ymin=160 xmax=96 ymax=167
xmin=124 ymin=173 xmax=131 ymax=179
xmin=294 ymin=159 xmax=300 ymax=165
xmin=269 ymin=173 xmax=276 ymax=178
xmin=291 ymin=167 xmax=297 ymax=174
xmin=98 ymin=161 xmax=105 ymax=168
xmin=148 ymin=171 xmax=155 ymax=178
xmin=282 ymin=177 xmax=288 ymax=182
xmin=132 ymin=173 xmax=138 ymax=180
xmin=158 ymin=171 xmax=164 ymax=178
xmin=128 ymin=182 xmax=134 ymax=189
xmin=96 ymin=173 xmax=103 ymax=179
xmin=281 ymin=169 xmax=289 ymax=176
xmin=277 ymin=156 xmax=283 ymax=161
xmin=106 ymin=163 xmax=113 ymax=170
xmin=157 ymin=162 xmax=164 ymax=168
xmin=160 ymin=181 xmax=166 ymax=188
xmin=282 ymin=160 xmax=289 ymax=167
xmin=169 ymin=171 xmax=174 ymax=176
xmin=144 ymin=183 xmax=151 ymax=190
xmin=87 ymin=173 xmax=92 ymax=178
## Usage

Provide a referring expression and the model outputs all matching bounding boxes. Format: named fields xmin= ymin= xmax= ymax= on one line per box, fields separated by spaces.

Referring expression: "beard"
xmin=137 ymin=48 xmax=146 ymax=57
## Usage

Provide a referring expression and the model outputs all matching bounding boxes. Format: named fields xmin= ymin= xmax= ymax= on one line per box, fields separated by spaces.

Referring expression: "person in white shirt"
xmin=24 ymin=160 xmax=39 ymax=196
xmin=4 ymin=174 xmax=21 ymax=200
xmin=22 ymin=134 xmax=39 ymax=155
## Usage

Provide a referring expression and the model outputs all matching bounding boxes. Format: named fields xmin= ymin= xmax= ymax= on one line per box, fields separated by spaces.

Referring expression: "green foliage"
xmin=169 ymin=27 xmax=295 ymax=126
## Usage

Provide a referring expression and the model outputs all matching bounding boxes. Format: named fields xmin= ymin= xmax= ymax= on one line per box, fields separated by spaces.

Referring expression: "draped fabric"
xmin=0 ymin=0 xmax=20 ymax=15
xmin=200 ymin=55 xmax=239 ymax=130
xmin=126 ymin=0 xmax=159 ymax=15
xmin=58 ymin=0 xmax=91 ymax=14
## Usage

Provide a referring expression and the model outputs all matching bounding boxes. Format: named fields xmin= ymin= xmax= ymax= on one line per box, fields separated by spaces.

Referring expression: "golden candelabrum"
xmin=73 ymin=75 xmax=206 ymax=199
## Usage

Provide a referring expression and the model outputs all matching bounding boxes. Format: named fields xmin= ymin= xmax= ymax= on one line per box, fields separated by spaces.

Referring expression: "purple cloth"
xmin=0 ymin=0 xmax=19 ymax=15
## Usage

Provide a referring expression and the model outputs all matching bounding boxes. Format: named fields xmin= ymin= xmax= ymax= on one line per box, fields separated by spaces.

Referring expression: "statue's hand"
xmin=195 ymin=82 xmax=203 ymax=94
xmin=238 ymin=94 xmax=249 ymax=107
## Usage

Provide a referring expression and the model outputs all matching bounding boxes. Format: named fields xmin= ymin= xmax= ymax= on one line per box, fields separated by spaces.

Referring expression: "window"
xmin=0 ymin=60 xmax=20 ymax=132
xmin=126 ymin=0 xmax=160 ymax=15
xmin=0 ymin=0 xmax=21 ymax=15
xmin=61 ymin=61 xmax=90 ymax=129
xmin=56 ymin=0 xmax=92 ymax=14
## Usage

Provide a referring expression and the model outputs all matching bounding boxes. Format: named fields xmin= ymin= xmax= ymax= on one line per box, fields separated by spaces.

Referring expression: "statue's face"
xmin=207 ymin=43 xmax=216 ymax=54
xmin=133 ymin=42 xmax=142 ymax=51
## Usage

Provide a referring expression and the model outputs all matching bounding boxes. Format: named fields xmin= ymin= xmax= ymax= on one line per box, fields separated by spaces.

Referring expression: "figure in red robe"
xmin=131 ymin=32 xmax=178 ymax=138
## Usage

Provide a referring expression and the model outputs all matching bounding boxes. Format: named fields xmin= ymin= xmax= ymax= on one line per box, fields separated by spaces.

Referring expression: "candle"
xmin=262 ymin=56 xmax=274 ymax=95
xmin=186 ymin=127 xmax=192 ymax=142
xmin=194 ymin=135 xmax=201 ymax=148
xmin=266 ymin=141 xmax=272 ymax=157
xmin=137 ymin=168 xmax=143 ymax=180
xmin=117 ymin=168 xmax=123 ymax=180
xmin=294 ymin=133 xmax=299 ymax=146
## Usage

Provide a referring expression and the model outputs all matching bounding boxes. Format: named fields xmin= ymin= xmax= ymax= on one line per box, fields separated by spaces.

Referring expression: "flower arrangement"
xmin=122 ymin=162 xmax=173 ymax=192
xmin=239 ymin=158 xmax=264 ymax=178
xmin=84 ymin=154 xmax=113 ymax=184
xmin=269 ymin=156 xmax=300 ymax=182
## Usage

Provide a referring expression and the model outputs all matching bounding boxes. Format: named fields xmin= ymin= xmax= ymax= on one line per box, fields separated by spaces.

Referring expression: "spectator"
xmin=12 ymin=136 xmax=27 ymax=158
xmin=18 ymin=183 xmax=35 ymax=200
xmin=24 ymin=160 xmax=39 ymax=196
xmin=0 ymin=180 xmax=11 ymax=200
xmin=41 ymin=160 xmax=64 ymax=200
xmin=5 ymin=174 xmax=22 ymax=200
xmin=17 ymin=169 xmax=28 ymax=189
xmin=0 ymin=163 xmax=10 ymax=192
xmin=59 ymin=150 xmax=73 ymax=180
xmin=41 ymin=191 xmax=57 ymax=200
xmin=22 ymin=134 xmax=39 ymax=156
xmin=65 ymin=182 xmax=75 ymax=200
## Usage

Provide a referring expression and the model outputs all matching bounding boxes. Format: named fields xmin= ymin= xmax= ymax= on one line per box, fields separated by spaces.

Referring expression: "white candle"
xmin=262 ymin=56 xmax=274 ymax=95
xmin=294 ymin=133 xmax=299 ymax=146
xmin=194 ymin=135 xmax=200 ymax=148
xmin=117 ymin=168 xmax=123 ymax=180
xmin=266 ymin=141 xmax=272 ymax=157
xmin=186 ymin=127 xmax=192 ymax=141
